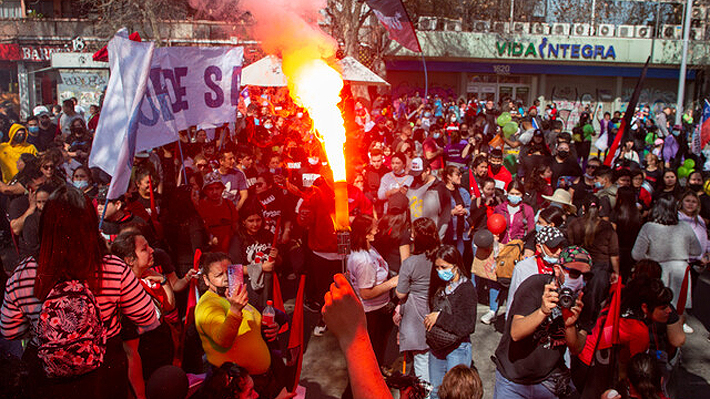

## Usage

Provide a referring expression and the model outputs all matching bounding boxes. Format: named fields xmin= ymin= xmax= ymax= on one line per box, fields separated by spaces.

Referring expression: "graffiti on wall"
xmin=550 ymin=86 xmax=603 ymax=130
xmin=621 ymin=87 xmax=676 ymax=114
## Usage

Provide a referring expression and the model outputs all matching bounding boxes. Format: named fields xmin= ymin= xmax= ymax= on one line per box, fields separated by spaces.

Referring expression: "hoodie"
xmin=0 ymin=124 xmax=38 ymax=183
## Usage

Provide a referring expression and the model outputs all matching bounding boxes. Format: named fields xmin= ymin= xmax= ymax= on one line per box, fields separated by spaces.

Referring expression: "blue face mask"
xmin=433 ymin=133 xmax=441 ymax=139
xmin=535 ymin=224 xmax=543 ymax=233
xmin=424 ymin=112 xmax=432 ymax=118
xmin=541 ymin=246 xmax=559 ymax=264
xmin=437 ymin=268 xmax=455 ymax=282
xmin=507 ymin=194 xmax=522 ymax=205
xmin=73 ymin=180 xmax=89 ymax=189
xmin=594 ymin=181 xmax=604 ymax=189
xmin=28 ymin=126 xmax=39 ymax=134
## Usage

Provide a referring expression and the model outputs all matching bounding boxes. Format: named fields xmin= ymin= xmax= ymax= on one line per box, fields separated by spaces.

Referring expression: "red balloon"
xmin=487 ymin=213 xmax=507 ymax=235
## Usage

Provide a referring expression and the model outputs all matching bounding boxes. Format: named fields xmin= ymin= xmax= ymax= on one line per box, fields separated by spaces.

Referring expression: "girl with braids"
xmin=566 ymin=195 xmax=620 ymax=322
xmin=396 ymin=217 xmax=441 ymax=384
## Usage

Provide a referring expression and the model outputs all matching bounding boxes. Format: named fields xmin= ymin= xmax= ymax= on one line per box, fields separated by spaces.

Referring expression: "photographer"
xmin=493 ymin=258 xmax=585 ymax=398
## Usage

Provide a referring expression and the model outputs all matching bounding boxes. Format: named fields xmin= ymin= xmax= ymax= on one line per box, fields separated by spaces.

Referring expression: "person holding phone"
xmin=195 ymin=252 xmax=285 ymax=398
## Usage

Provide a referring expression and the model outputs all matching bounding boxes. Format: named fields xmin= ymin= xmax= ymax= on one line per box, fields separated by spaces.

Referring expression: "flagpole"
xmin=176 ymin=138 xmax=188 ymax=185
xmin=421 ymin=52 xmax=428 ymax=100
xmin=98 ymin=195 xmax=110 ymax=231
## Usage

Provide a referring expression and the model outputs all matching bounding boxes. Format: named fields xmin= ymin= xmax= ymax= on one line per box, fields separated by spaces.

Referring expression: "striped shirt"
xmin=1 ymin=255 xmax=159 ymax=344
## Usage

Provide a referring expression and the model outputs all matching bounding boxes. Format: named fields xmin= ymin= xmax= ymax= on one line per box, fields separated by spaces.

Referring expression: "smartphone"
xmin=227 ymin=264 xmax=243 ymax=297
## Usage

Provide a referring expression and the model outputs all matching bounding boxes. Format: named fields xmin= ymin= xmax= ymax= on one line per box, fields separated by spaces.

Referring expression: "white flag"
xmin=89 ymin=32 xmax=155 ymax=200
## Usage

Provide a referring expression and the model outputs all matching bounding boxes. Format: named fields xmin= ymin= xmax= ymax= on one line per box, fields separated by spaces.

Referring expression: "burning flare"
xmin=283 ymin=56 xmax=349 ymax=229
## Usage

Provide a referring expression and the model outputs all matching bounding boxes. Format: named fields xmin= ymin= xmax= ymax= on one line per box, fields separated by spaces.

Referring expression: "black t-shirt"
xmin=550 ymin=158 xmax=582 ymax=189
xmin=258 ymin=187 xmax=294 ymax=236
xmin=494 ymin=274 xmax=567 ymax=384
xmin=8 ymin=195 xmax=29 ymax=221
xmin=373 ymin=227 xmax=411 ymax=274
xmin=700 ymin=194 xmax=710 ymax=223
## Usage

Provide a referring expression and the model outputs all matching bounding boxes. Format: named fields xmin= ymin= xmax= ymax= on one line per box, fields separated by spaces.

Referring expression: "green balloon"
xmin=645 ymin=133 xmax=655 ymax=145
xmin=583 ymin=124 xmax=595 ymax=136
xmin=678 ymin=166 xmax=690 ymax=179
xmin=684 ymin=159 xmax=695 ymax=169
xmin=503 ymin=122 xmax=518 ymax=138
xmin=497 ymin=112 xmax=512 ymax=127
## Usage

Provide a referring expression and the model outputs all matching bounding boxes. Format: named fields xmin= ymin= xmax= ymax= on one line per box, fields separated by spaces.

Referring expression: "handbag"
xmin=424 ymin=293 xmax=461 ymax=353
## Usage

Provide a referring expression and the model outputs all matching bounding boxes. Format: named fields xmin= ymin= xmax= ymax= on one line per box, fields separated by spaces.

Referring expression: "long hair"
xmin=428 ymin=245 xmax=469 ymax=308
xmin=351 ymin=214 xmax=375 ymax=253
xmin=538 ymin=206 xmax=565 ymax=227
xmin=649 ymin=194 xmax=679 ymax=225
xmin=614 ymin=186 xmax=642 ymax=237
xmin=627 ymin=353 xmax=663 ymax=399
xmin=506 ymin=178 xmax=525 ymax=196
xmin=438 ymin=365 xmax=483 ymax=399
xmin=377 ymin=211 xmax=409 ymax=245
xmin=580 ymin=195 xmax=601 ymax=248
xmin=34 ymin=186 xmax=105 ymax=300
xmin=679 ymin=189 xmax=702 ymax=220
xmin=524 ymin=164 xmax=550 ymax=193
xmin=412 ymin=217 xmax=440 ymax=257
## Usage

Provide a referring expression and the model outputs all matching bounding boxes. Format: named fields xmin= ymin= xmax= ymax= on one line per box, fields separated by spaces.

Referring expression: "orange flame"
xmin=282 ymin=57 xmax=347 ymax=183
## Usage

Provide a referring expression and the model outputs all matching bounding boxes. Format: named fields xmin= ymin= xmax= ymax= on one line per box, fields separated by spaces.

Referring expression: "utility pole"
xmin=675 ymin=0 xmax=693 ymax=125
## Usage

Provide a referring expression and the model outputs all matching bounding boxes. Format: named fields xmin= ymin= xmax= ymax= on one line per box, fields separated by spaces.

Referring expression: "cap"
xmin=202 ymin=172 xmax=225 ymax=189
xmin=536 ymin=225 xmax=566 ymax=248
xmin=387 ymin=192 xmax=409 ymax=215
xmin=559 ymin=246 xmax=592 ymax=273
xmin=473 ymin=229 xmax=494 ymax=249
xmin=409 ymin=157 xmax=429 ymax=177
xmin=533 ymin=129 xmax=544 ymax=137
xmin=489 ymin=148 xmax=503 ymax=159
xmin=33 ymin=105 xmax=50 ymax=117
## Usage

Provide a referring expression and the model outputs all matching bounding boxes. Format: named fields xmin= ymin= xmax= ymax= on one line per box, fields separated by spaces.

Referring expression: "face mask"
xmin=507 ymin=194 xmax=522 ymax=205
xmin=490 ymin=164 xmax=502 ymax=174
xmin=296 ymin=112 xmax=303 ymax=119
xmin=541 ymin=246 xmax=559 ymax=264
xmin=450 ymin=116 xmax=457 ymax=122
xmin=594 ymin=181 xmax=605 ymax=189
xmin=563 ymin=273 xmax=585 ymax=292
xmin=308 ymin=157 xmax=319 ymax=165
xmin=689 ymin=183 xmax=702 ymax=192
xmin=437 ymin=268 xmax=455 ymax=282
xmin=264 ymin=123 xmax=273 ymax=130
xmin=433 ymin=133 xmax=441 ymax=139
xmin=73 ymin=180 xmax=89 ymax=189
xmin=28 ymin=126 xmax=39 ymax=134
xmin=424 ymin=112 xmax=432 ymax=117
xmin=584 ymin=173 xmax=594 ymax=180
xmin=557 ymin=150 xmax=569 ymax=159
xmin=535 ymin=224 xmax=543 ymax=233
xmin=12 ymin=131 xmax=26 ymax=144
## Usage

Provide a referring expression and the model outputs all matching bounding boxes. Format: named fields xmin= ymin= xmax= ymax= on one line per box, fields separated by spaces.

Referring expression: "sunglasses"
xmin=42 ymin=164 xmax=55 ymax=170
xmin=254 ymin=182 xmax=265 ymax=187
xmin=562 ymin=265 xmax=593 ymax=281
xmin=196 ymin=163 xmax=208 ymax=169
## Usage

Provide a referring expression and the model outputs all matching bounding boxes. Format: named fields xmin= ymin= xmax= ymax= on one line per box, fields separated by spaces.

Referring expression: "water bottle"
xmin=262 ymin=300 xmax=275 ymax=326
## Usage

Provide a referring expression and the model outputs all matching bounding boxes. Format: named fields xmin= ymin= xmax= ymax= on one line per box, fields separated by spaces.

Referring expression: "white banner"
xmin=135 ymin=46 xmax=243 ymax=150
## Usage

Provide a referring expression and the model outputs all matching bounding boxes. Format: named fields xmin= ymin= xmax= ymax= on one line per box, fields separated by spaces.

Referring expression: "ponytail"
xmin=582 ymin=197 xmax=600 ymax=248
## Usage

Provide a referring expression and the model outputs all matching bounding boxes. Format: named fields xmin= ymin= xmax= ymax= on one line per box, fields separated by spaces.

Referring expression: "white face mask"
xmin=563 ymin=273 xmax=585 ymax=292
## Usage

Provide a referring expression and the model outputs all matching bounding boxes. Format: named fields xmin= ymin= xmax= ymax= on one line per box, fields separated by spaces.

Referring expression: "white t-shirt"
xmin=347 ymin=248 xmax=390 ymax=312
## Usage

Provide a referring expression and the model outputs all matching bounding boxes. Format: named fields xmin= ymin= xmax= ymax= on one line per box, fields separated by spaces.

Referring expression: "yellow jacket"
xmin=194 ymin=291 xmax=271 ymax=374
xmin=0 ymin=124 xmax=38 ymax=183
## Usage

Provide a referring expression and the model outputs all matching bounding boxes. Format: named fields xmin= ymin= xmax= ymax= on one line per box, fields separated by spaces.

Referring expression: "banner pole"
xmin=421 ymin=52 xmax=428 ymax=100
xmin=176 ymin=138 xmax=188 ymax=185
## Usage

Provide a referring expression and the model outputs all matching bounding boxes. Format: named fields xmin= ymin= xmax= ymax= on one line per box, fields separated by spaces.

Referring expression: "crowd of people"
xmin=0 ymin=87 xmax=707 ymax=399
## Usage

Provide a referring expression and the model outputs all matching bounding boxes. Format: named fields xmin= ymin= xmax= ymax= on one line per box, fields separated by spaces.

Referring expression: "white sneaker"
xmin=481 ymin=310 xmax=496 ymax=325
xmin=313 ymin=325 xmax=328 ymax=336
xmin=683 ymin=323 xmax=694 ymax=334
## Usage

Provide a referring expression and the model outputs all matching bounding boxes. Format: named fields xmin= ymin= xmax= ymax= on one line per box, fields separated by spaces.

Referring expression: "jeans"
xmin=412 ymin=350 xmax=430 ymax=384
xmin=493 ymin=369 xmax=557 ymax=399
xmin=488 ymin=279 xmax=502 ymax=313
xmin=429 ymin=341 xmax=472 ymax=399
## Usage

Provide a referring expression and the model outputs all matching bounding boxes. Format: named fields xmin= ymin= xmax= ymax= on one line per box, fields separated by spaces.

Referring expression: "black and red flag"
xmin=365 ymin=0 xmax=422 ymax=53
xmin=604 ymin=56 xmax=651 ymax=166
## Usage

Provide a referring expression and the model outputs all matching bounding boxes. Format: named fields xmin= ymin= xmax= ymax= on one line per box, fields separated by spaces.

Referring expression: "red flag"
xmin=272 ymin=274 xmax=285 ymax=313
xmin=701 ymin=99 xmax=710 ymax=149
xmin=92 ymin=31 xmax=142 ymax=62
xmin=598 ymin=278 xmax=622 ymax=349
xmin=676 ymin=266 xmax=692 ymax=315
xmin=184 ymin=249 xmax=202 ymax=329
xmin=364 ymin=0 xmax=421 ymax=53
xmin=286 ymin=275 xmax=306 ymax=393
xmin=604 ymin=56 xmax=650 ymax=166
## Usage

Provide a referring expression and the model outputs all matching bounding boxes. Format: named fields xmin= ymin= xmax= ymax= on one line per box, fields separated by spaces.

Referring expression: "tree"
xmin=78 ymin=0 xmax=189 ymax=42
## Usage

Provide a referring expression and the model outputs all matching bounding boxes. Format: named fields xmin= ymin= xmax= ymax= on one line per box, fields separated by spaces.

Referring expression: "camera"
xmin=557 ymin=286 xmax=578 ymax=309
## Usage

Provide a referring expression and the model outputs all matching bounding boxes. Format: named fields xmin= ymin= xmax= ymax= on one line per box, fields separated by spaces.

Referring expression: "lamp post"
xmin=675 ymin=0 xmax=693 ymax=125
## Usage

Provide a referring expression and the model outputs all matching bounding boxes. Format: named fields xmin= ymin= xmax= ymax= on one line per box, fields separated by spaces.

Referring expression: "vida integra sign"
xmin=496 ymin=37 xmax=616 ymax=60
